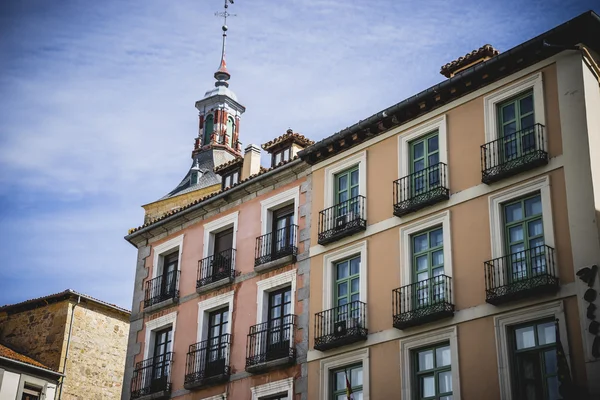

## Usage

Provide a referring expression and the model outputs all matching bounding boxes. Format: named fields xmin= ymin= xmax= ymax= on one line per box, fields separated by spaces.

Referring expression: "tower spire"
xmin=214 ymin=0 xmax=236 ymax=87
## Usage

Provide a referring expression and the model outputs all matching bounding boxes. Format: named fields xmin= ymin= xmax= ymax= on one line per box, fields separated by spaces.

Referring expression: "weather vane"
xmin=214 ymin=0 xmax=236 ymax=73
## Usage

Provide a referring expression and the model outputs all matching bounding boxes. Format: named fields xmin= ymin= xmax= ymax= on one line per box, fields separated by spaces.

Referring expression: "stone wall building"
xmin=0 ymin=290 xmax=130 ymax=400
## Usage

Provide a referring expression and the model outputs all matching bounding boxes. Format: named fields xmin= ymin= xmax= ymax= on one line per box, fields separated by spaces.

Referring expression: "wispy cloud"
xmin=0 ymin=0 xmax=596 ymax=308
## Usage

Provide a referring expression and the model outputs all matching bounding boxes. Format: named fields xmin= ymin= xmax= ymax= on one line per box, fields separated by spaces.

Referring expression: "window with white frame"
xmin=258 ymin=187 xmax=299 ymax=264
xmin=144 ymin=311 xmax=177 ymax=361
xmin=202 ymin=212 xmax=238 ymax=259
xmin=147 ymin=235 xmax=183 ymax=306
xmin=324 ymin=151 xmax=367 ymax=211
xmin=322 ymin=241 xmax=368 ymax=311
xmin=399 ymin=326 xmax=460 ymax=400
xmin=251 ymin=377 xmax=294 ymax=400
xmin=319 ymin=348 xmax=370 ymax=400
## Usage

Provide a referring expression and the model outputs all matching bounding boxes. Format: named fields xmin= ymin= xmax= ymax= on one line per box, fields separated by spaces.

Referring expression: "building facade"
xmin=0 ymin=290 xmax=130 ymax=400
xmin=122 ymin=11 xmax=315 ymax=398
xmin=299 ymin=11 xmax=600 ymax=400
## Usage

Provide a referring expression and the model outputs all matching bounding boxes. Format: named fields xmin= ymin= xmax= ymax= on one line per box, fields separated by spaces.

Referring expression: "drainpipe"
xmin=57 ymin=295 xmax=80 ymax=400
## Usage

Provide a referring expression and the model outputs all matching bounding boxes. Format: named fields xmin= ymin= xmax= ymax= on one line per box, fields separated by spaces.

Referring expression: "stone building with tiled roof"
xmin=0 ymin=290 xmax=130 ymax=400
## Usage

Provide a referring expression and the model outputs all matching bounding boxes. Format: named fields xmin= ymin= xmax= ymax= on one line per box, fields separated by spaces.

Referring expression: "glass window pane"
xmin=337 ymin=262 xmax=349 ymax=279
xmin=529 ymin=237 xmax=545 ymax=250
xmin=350 ymin=293 xmax=359 ymax=303
xmin=505 ymin=203 xmax=523 ymax=223
xmin=428 ymin=153 xmax=439 ymax=166
xmin=528 ymin=219 xmax=543 ymax=238
xmin=509 ymin=226 xmax=524 ymax=243
xmin=503 ymin=121 xmax=517 ymax=136
xmin=537 ymin=322 xmax=556 ymax=345
xmin=335 ymin=371 xmax=345 ymax=390
xmin=547 ymin=376 xmax=560 ymax=400
xmin=544 ymin=349 xmax=557 ymax=375
xmin=525 ymin=196 xmax=542 ymax=217
xmin=433 ymin=267 xmax=444 ymax=277
xmin=351 ymin=278 xmax=359 ymax=293
xmin=440 ymin=397 xmax=453 ymax=400
xmin=428 ymin=135 xmax=439 ymax=152
xmin=432 ymin=250 xmax=444 ymax=267
xmin=350 ymin=257 xmax=360 ymax=275
xmin=521 ymin=114 xmax=535 ymax=130
xmin=338 ymin=282 xmax=348 ymax=297
xmin=515 ymin=326 xmax=536 ymax=349
xmin=430 ymin=229 xmax=443 ymax=247
xmin=417 ymin=272 xmax=429 ymax=282
xmin=520 ymin=95 xmax=534 ymax=115
xmin=414 ymin=159 xmax=425 ymax=172
xmin=510 ymin=243 xmax=525 ymax=255
xmin=416 ymin=255 xmax=429 ymax=271
xmin=413 ymin=142 xmax=424 ymax=159
xmin=421 ymin=375 xmax=435 ymax=397
xmin=436 ymin=346 xmax=451 ymax=367
xmin=351 ymin=170 xmax=359 ymax=186
xmin=352 ymin=367 xmax=363 ymax=386
xmin=350 ymin=186 xmax=359 ymax=199
xmin=438 ymin=371 xmax=453 ymax=393
xmin=502 ymin=103 xmax=515 ymax=122
xmin=338 ymin=175 xmax=347 ymax=191
xmin=418 ymin=350 xmax=434 ymax=371
xmin=414 ymin=234 xmax=428 ymax=252
xmin=336 ymin=395 xmax=346 ymax=400
xmin=353 ymin=391 xmax=363 ymax=400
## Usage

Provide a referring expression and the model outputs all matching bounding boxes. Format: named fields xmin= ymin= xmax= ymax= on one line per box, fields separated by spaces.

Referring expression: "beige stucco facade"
xmin=305 ymin=50 xmax=600 ymax=400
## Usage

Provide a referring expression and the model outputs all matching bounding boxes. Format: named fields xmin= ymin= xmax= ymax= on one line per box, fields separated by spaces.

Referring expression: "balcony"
xmin=254 ymin=225 xmax=298 ymax=273
xmin=184 ymin=334 xmax=231 ymax=390
xmin=485 ymin=245 xmax=559 ymax=305
xmin=314 ymin=301 xmax=367 ymax=351
xmin=144 ymin=270 xmax=180 ymax=313
xmin=318 ymin=196 xmax=367 ymax=245
xmin=130 ymin=352 xmax=172 ymax=400
xmin=481 ymin=124 xmax=548 ymax=184
xmin=246 ymin=315 xmax=296 ymax=373
xmin=393 ymin=162 xmax=449 ymax=217
xmin=196 ymin=249 xmax=236 ymax=294
xmin=393 ymin=275 xmax=454 ymax=330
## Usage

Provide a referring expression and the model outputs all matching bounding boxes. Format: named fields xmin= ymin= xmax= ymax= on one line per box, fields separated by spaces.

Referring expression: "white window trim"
xmin=319 ymin=348 xmax=369 ymax=400
xmin=256 ymin=269 xmax=297 ymax=324
xmin=488 ymin=175 xmax=555 ymax=259
xmin=196 ymin=291 xmax=234 ymax=343
xmin=251 ymin=377 xmax=294 ymax=400
xmin=201 ymin=394 xmax=227 ymax=400
xmin=493 ymin=300 xmax=569 ymax=400
xmin=151 ymin=234 xmax=184 ymax=279
xmin=483 ymin=72 xmax=546 ymax=143
xmin=322 ymin=240 xmax=368 ymax=311
xmin=202 ymin=212 xmax=239 ymax=259
xmin=144 ymin=311 xmax=177 ymax=359
xmin=398 ymin=114 xmax=448 ymax=182
xmin=323 ymin=151 xmax=367 ymax=212
xmin=260 ymin=186 xmax=300 ymax=235
xmin=399 ymin=210 xmax=452 ymax=286
xmin=399 ymin=326 xmax=460 ymax=400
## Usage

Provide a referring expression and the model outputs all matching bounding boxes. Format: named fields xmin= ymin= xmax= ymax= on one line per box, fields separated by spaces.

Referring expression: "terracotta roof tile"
xmin=440 ymin=44 xmax=500 ymax=78
xmin=261 ymin=129 xmax=314 ymax=152
xmin=128 ymin=156 xmax=301 ymax=235
xmin=213 ymin=157 xmax=243 ymax=174
xmin=0 ymin=342 xmax=55 ymax=371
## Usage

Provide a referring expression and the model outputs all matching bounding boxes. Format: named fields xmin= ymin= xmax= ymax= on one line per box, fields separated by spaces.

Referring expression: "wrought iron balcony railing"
xmin=481 ymin=124 xmax=548 ymax=184
xmin=314 ymin=301 xmax=367 ymax=351
xmin=393 ymin=162 xmax=449 ymax=217
xmin=131 ymin=352 xmax=172 ymax=399
xmin=255 ymin=225 xmax=298 ymax=268
xmin=318 ymin=196 xmax=367 ymax=245
xmin=246 ymin=315 xmax=296 ymax=373
xmin=144 ymin=270 xmax=180 ymax=309
xmin=196 ymin=249 xmax=236 ymax=291
xmin=393 ymin=275 xmax=454 ymax=330
xmin=485 ymin=245 xmax=558 ymax=305
xmin=184 ymin=334 xmax=231 ymax=390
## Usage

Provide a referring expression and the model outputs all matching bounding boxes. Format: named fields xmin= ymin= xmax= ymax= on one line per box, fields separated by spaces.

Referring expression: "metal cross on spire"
xmin=213 ymin=0 xmax=236 ymax=87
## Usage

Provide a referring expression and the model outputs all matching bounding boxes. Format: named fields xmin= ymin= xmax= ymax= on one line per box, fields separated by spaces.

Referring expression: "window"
xmin=331 ymin=364 xmax=363 ymax=400
xmin=226 ymin=117 xmax=235 ymax=146
xmin=413 ymin=343 xmax=453 ymax=400
xmin=412 ymin=227 xmax=444 ymax=306
xmin=271 ymin=205 xmax=295 ymax=254
xmin=335 ymin=256 xmax=360 ymax=309
xmin=222 ymin=169 xmax=240 ymax=189
xmin=143 ymin=311 xmax=177 ymax=360
xmin=204 ymin=114 xmax=214 ymax=145
xmin=323 ymin=241 xmax=367 ymax=311
xmin=503 ymin=194 xmax=545 ymax=281
xmin=256 ymin=269 xmax=296 ymax=325
xmin=22 ymin=387 xmax=42 ymax=400
xmin=152 ymin=327 xmax=173 ymax=381
xmin=272 ymin=147 xmax=291 ymax=167
xmin=261 ymin=395 xmax=288 ymax=400
xmin=498 ymin=91 xmax=536 ymax=162
xmin=266 ymin=287 xmax=293 ymax=360
xmin=335 ymin=166 xmax=359 ymax=205
xmin=151 ymin=235 xmax=183 ymax=280
xmin=206 ymin=307 xmax=229 ymax=377
xmin=410 ymin=131 xmax=440 ymax=194
xmin=159 ymin=252 xmax=178 ymax=297
xmin=202 ymin=212 xmax=238 ymax=260
xmin=510 ymin=319 xmax=559 ymax=399
xmin=251 ymin=377 xmax=294 ymax=400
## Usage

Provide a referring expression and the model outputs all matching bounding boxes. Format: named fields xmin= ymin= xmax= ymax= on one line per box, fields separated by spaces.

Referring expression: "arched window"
xmin=190 ymin=172 xmax=198 ymax=185
xmin=204 ymin=114 xmax=214 ymax=145
xmin=226 ymin=117 xmax=235 ymax=147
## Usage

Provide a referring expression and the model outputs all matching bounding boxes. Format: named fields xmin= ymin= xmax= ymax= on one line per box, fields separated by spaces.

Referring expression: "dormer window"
xmin=191 ymin=172 xmax=199 ymax=185
xmin=272 ymin=147 xmax=291 ymax=167
xmin=222 ymin=169 xmax=240 ymax=190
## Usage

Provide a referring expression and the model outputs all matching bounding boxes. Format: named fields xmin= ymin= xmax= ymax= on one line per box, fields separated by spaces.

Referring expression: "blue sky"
xmin=0 ymin=0 xmax=597 ymax=310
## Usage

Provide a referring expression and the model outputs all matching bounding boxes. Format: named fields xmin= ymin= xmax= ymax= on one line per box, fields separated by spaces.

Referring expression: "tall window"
xmin=152 ymin=327 xmax=172 ymax=382
xmin=410 ymin=132 xmax=440 ymax=194
xmin=334 ymin=166 xmax=359 ymax=219
xmin=335 ymin=255 xmax=360 ymax=324
xmin=206 ymin=307 xmax=229 ymax=377
xmin=161 ymin=252 xmax=178 ymax=296
xmin=412 ymin=227 xmax=444 ymax=307
xmin=503 ymin=194 xmax=545 ymax=281
xmin=510 ymin=319 xmax=558 ymax=399
xmin=267 ymin=287 xmax=292 ymax=359
xmin=414 ymin=343 xmax=452 ymax=400
xmin=498 ymin=91 xmax=535 ymax=160
xmin=21 ymin=387 xmax=42 ymax=400
xmin=272 ymin=205 xmax=294 ymax=254
xmin=226 ymin=117 xmax=235 ymax=146
xmin=204 ymin=114 xmax=214 ymax=145
xmin=331 ymin=364 xmax=363 ymax=400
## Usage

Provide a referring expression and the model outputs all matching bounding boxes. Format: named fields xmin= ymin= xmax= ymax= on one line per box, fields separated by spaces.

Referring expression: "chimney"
xmin=242 ymin=144 xmax=261 ymax=180
xmin=440 ymin=44 xmax=499 ymax=78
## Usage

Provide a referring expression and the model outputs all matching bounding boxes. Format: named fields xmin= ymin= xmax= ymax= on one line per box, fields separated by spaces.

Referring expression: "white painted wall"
xmin=0 ymin=371 xmax=20 ymax=400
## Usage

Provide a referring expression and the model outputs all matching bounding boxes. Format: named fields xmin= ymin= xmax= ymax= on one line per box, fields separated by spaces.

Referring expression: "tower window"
xmin=204 ymin=114 xmax=214 ymax=145
xmin=226 ymin=117 xmax=235 ymax=147
xmin=272 ymin=147 xmax=291 ymax=167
